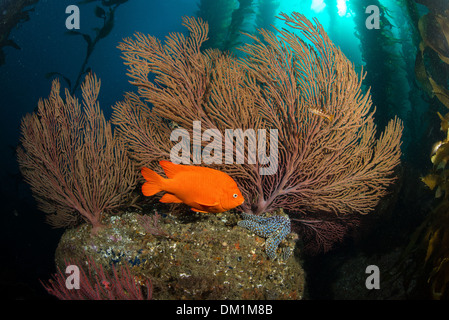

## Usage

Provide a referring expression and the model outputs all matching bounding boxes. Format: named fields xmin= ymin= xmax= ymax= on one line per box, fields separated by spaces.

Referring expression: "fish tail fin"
xmin=141 ymin=167 xmax=165 ymax=196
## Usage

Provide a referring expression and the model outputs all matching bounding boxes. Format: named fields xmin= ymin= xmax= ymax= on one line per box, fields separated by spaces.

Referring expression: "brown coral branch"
xmin=17 ymin=74 xmax=137 ymax=233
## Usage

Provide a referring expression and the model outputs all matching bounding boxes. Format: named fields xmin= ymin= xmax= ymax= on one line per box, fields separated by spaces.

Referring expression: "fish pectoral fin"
xmin=196 ymin=201 xmax=219 ymax=207
xmin=191 ymin=201 xmax=220 ymax=213
xmin=159 ymin=193 xmax=183 ymax=203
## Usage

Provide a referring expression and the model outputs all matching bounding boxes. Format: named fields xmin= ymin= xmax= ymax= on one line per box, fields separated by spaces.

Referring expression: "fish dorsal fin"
xmin=160 ymin=193 xmax=183 ymax=203
xmin=159 ymin=160 xmax=191 ymax=179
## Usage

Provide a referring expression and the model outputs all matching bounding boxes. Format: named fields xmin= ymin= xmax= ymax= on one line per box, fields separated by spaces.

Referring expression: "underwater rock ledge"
xmin=54 ymin=210 xmax=305 ymax=300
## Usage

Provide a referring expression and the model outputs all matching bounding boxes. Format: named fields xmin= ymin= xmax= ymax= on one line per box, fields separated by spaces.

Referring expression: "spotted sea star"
xmin=237 ymin=212 xmax=292 ymax=260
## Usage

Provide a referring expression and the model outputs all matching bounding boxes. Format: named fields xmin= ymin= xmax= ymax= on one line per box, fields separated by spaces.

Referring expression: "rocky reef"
xmin=54 ymin=209 xmax=305 ymax=300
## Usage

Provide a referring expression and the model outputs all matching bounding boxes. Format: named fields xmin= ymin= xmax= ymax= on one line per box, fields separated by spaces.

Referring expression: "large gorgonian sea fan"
xmin=112 ymin=13 xmax=403 ymax=220
xmin=17 ymin=74 xmax=137 ymax=233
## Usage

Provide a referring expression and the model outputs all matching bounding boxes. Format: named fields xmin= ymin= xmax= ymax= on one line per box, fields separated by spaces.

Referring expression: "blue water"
xmin=0 ymin=0 xmax=369 ymax=213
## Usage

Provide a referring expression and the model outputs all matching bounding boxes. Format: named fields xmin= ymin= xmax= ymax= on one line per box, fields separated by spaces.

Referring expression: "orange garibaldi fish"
xmin=141 ymin=160 xmax=244 ymax=213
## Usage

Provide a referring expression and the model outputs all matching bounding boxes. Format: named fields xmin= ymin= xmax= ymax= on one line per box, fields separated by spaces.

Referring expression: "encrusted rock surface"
xmin=55 ymin=210 xmax=306 ymax=299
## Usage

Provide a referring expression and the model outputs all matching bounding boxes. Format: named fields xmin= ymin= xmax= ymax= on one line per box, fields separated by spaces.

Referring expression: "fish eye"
xmin=233 ymin=193 xmax=238 ymax=198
